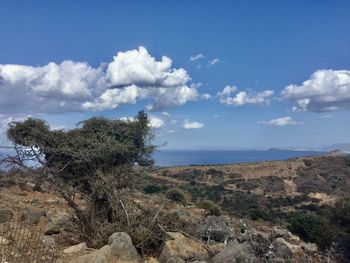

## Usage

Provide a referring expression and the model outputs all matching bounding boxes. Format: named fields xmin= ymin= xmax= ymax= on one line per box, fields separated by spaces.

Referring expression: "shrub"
xmin=165 ymin=188 xmax=187 ymax=205
xmin=332 ymin=197 xmax=350 ymax=228
xmin=199 ymin=200 xmax=223 ymax=216
xmin=288 ymin=214 xmax=333 ymax=249
xmin=244 ymin=207 xmax=275 ymax=222
xmin=144 ymin=184 xmax=166 ymax=194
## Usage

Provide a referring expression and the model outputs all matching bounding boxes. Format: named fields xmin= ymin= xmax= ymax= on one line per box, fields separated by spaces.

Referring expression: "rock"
xmin=269 ymin=238 xmax=304 ymax=262
xmin=20 ymin=209 xmax=46 ymax=225
xmin=0 ymin=236 xmax=10 ymax=245
xmin=108 ymin=232 xmax=140 ymax=261
xmin=63 ymin=242 xmax=88 ymax=254
xmin=301 ymin=242 xmax=318 ymax=253
xmin=51 ymin=213 xmax=70 ymax=226
xmin=45 ymin=222 xmax=61 ymax=235
xmin=212 ymin=240 xmax=257 ymax=263
xmin=69 ymin=245 xmax=111 ymax=263
xmin=159 ymin=232 xmax=209 ymax=263
xmin=0 ymin=208 xmax=13 ymax=223
xmin=0 ymin=222 xmax=10 ymax=234
xmin=165 ymin=256 xmax=185 ymax=263
xmin=41 ymin=235 xmax=56 ymax=247
xmin=200 ymin=216 xmax=233 ymax=243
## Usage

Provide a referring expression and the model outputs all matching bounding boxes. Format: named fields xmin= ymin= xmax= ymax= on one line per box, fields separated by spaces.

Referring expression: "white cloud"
xmin=201 ymin=93 xmax=212 ymax=100
xmin=183 ymin=120 xmax=204 ymax=129
xmin=149 ymin=116 xmax=165 ymax=129
xmin=217 ymin=85 xmax=274 ymax=106
xmin=208 ymin=58 xmax=220 ymax=66
xmin=190 ymin=54 xmax=205 ymax=61
xmin=259 ymin=116 xmax=303 ymax=126
xmin=161 ymin=112 xmax=171 ymax=117
xmin=0 ymin=46 xmax=201 ymax=115
xmin=281 ymin=70 xmax=350 ymax=112
xmin=119 ymin=115 xmax=164 ymax=129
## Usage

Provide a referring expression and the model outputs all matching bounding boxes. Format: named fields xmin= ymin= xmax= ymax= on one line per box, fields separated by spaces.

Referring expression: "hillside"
xmin=0 ymin=155 xmax=349 ymax=262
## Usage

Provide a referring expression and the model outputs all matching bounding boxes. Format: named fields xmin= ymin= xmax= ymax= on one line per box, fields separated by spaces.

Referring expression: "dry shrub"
xmin=0 ymin=221 xmax=59 ymax=263
xmin=75 ymin=169 xmax=198 ymax=255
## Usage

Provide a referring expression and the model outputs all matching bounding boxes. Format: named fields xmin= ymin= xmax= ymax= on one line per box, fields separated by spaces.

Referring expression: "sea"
xmin=153 ymin=149 xmax=326 ymax=167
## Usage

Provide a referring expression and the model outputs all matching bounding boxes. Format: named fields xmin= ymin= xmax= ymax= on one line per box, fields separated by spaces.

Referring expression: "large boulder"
xmin=268 ymin=238 xmax=304 ymax=263
xmin=69 ymin=245 xmax=111 ymax=263
xmin=63 ymin=242 xmax=88 ymax=254
xmin=200 ymin=216 xmax=233 ymax=243
xmin=108 ymin=232 xmax=140 ymax=261
xmin=44 ymin=222 xmax=61 ymax=235
xmin=212 ymin=240 xmax=258 ymax=263
xmin=159 ymin=232 xmax=209 ymax=263
xmin=20 ymin=209 xmax=46 ymax=225
xmin=0 ymin=207 xmax=13 ymax=223
xmin=69 ymin=232 xmax=140 ymax=263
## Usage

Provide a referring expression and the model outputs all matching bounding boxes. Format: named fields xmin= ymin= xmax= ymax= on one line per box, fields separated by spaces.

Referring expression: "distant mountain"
xmin=320 ymin=143 xmax=350 ymax=152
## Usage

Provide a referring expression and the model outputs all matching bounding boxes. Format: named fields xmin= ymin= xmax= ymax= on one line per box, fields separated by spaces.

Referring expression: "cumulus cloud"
xmin=0 ymin=46 xmax=200 ymax=115
xmin=281 ymin=70 xmax=350 ymax=112
xmin=208 ymin=58 xmax=220 ymax=66
xmin=183 ymin=120 xmax=204 ymax=129
xmin=119 ymin=115 xmax=164 ymax=129
xmin=259 ymin=116 xmax=303 ymax=126
xmin=217 ymin=85 xmax=274 ymax=106
xmin=201 ymin=93 xmax=212 ymax=100
xmin=190 ymin=54 xmax=205 ymax=61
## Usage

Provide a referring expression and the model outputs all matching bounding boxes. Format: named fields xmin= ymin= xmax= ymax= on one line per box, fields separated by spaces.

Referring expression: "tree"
xmin=1 ymin=111 xmax=157 ymax=247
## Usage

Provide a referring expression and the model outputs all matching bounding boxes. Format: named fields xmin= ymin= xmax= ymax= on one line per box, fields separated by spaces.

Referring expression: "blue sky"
xmin=0 ymin=0 xmax=350 ymax=149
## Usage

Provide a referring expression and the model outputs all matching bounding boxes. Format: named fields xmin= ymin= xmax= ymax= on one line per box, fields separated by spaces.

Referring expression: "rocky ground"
xmin=1 ymin=156 xmax=348 ymax=262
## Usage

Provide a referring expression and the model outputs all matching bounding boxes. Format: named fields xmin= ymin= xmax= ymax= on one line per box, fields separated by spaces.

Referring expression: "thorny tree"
xmin=0 ymin=111 xmax=161 ymax=248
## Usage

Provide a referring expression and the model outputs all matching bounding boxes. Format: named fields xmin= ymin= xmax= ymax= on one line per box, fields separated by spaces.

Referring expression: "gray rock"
xmin=212 ymin=240 xmax=257 ymax=263
xmin=41 ymin=235 xmax=56 ymax=247
xmin=20 ymin=209 xmax=46 ymax=225
xmin=69 ymin=245 xmax=111 ymax=263
xmin=201 ymin=216 xmax=233 ymax=243
xmin=63 ymin=242 xmax=88 ymax=254
xmin=108 ymin=232 xmax=140 ymax=261
xmin=45 ymin=222 xmax=61 ymax=235
xmin=0 ymin=236 xmax=10 ymax=245
xmin=159 ymin=232 xmax=209 ymax=263
xmin=0 ymin=222 xmax=10 ymax=234
xmin=268 ymin=238 xmax=304 ymax=263
xmin=0 ymin=208 xmax=13 ymax=223
xmin=165 ymin=256 xmax=185 ymax=263
xmin=51 ymin=213 xmax=70 ymax=226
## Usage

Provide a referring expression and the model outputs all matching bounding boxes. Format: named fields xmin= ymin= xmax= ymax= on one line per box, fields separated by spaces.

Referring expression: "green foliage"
xmin=199 ymin=200 xmax=222 ymax=216
xmin=332 ymin=197 xmax=350 ymax=229
xmin=243 ymin=207 xmax=275 ymax=222
xmin=165 ymin=188 xmax=187 ymax=205
xmin=206 ymin=168 xmax=224 ymax=176
xmin=288 ymin=214 xmax=333 ymax=249
xmin=6 ymin=111 xmax=155 ymax=192
xmin=143 ymin=184 xmax=167 ymax=194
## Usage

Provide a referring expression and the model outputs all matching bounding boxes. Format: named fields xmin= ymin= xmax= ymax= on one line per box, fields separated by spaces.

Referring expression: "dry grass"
xmin=0 ymin=221 xmax=59 ymax=263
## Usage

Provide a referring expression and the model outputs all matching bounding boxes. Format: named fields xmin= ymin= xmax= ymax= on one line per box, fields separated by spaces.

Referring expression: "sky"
xmin=0 ymin=0 xmax=350 ymax=150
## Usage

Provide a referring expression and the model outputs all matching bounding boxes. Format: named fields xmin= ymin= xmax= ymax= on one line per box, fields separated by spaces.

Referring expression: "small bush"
xmin=303 ymin=159 xmax=313 ymax=167
xmin=144 ymin=185 xmax=166 ymax=194
xmin=288 ymin=214 xmax=333 ymax=249
xmin=165 ymin=188 xmax=187 ymax=205
xmin=244 ymin=207 xmax=275 ymax=222
xmin=199 ymin=200 xmax=223 ymax=216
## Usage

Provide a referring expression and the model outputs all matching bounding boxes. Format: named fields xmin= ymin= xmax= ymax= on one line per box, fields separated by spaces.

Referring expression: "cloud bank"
xmin=281 ymin=70 xmax=350 ymax=112
xmin=259 ymin=116 xmax=303 ymax=126
xmin=183 ymin=120 xmax=204 ymax=129
xmin=217 ymin=85 xmax=274 ymax=106
xmin=0 ymin=47 xmax=200 ymax=115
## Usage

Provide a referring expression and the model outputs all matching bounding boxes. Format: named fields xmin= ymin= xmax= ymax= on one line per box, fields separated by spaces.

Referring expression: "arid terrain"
xmin=1 ymin=155 xmax=350 ymax=262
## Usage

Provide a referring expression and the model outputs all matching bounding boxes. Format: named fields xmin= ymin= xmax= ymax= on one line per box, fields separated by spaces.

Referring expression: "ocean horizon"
xmin=153 ymin=149 xmax=326 ymax=167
